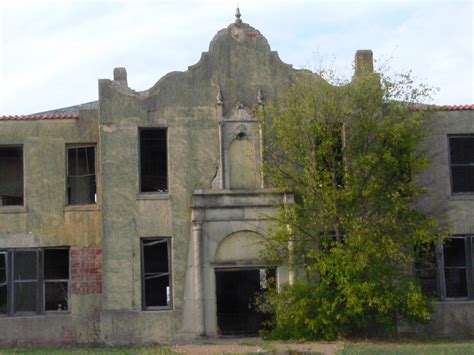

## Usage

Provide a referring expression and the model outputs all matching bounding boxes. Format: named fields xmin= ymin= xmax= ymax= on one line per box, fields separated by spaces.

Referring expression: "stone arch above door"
xmin=214 ymin=230 xmax=264 ymax=264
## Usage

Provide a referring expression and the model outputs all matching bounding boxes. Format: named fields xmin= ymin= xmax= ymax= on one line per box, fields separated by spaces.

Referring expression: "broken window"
xmin=0 ymin=146 xmax=23 ymax=206
xmin=0 ymin=248 xmax=69 ymax=315
xmin=415 ymin=236 xmax=473 ymax=300
xmin=443 ymin=237 xmax=468 ymax=298
xmin=449 ymin=135 xmax=474 ymax=194
xmin=141 ymin=238 xmax=172 ymax=309
xmin=44 ymin=249 xmax=69 ymax=311
xmin=13 ymin=250 xmax=39 ymax=313
xmin=414 ymin=243 xmax=439 ymax=298
xmin=67 ymin=145 xmax=97 ymax=205
xmin=0 ymin=252 xmax=6 ymax=314
xmin=140 ymin=129 xmax=168 ymax=193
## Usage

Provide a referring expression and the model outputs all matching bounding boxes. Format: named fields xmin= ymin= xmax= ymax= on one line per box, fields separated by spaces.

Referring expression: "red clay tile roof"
xmin=434 ymin=104 xmax=474 ymax=111
xmin=0 ymin=114 xmax=79 ymax=121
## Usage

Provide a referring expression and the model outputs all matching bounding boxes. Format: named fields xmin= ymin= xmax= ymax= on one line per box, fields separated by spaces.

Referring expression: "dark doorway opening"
xmin=215 ymin=268 xmax=275 ymax=335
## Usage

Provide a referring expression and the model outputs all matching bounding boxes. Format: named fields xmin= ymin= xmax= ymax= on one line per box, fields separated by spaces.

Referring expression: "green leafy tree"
xmin=258 ymin=66 xmax=442 ymax=340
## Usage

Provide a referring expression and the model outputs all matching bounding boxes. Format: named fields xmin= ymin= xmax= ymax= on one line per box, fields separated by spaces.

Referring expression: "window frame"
xmin=0 ymin=144 xmax=24 ymax=208
xmin=66 ymin=144 xmax=97 ymax=206
xmin=416 ymin=235 xmax=474 ymax=302
xmin=138 ymin=128 xmax=169 ymax=195
xmin=0 ymin=247 xmax=70 ymax=317
xmin=140 ymin=237 xmax=173 ymax=311
xmin=447 ymin=134 xmax=474 ymax=195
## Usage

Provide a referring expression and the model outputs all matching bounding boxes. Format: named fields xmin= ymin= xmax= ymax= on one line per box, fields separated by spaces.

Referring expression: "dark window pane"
xmin=44 ymin=249 xmax=69 ymax=280
xmin=67 ymin=148 xmax=76 ymax=176
xmin=0 ymin=253 xmax=6 ymax=284
xmin=45 ymin=282 xmax=68 ymax=311
xmin=67 ymin=146 xmax=96 ymax=205
xmin=86 ymin=147 xmax=96 ymax=174
xmin=450 ymin=137 xmax=474 ymax=164
xmin=0 ymin=146 xmax=23 ymax=206
xmin=68 ymin=147 xmax=93 ymax=176
xmin=0 ymin=286 xmax=6 ymax=314
xmin=451 ymin=166 xmax=474 ymax=193
xmin=142 ymin=238 xmax=171 ymax=308
xmin=143 ymin=240 xmax=169 ymax=274
xmin=414 ymin=243 xmax=437 ymax=269
xmin=14 ymin=282 xmax=37 ymax=312
xmin=140 ymin=129 xmax=168 ymax=192
xmin=144 ymin=275 xmax=170 ymax=307
xmin=445 ymin=269 xmax=468 ymax=298
xmin=444 ymin=238 xmax=466 ymax=267
xmin=415 ymin=269 xmax=439 ymax=298
xmin=68 ymin=175 xmax=96 ymax=204
xmin=14 ymin=251 xmax=37 ymax=280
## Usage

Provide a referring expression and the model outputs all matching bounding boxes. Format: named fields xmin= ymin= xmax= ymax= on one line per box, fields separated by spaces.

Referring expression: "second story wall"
xmin=418 ymin=109 xmax=474 ymax=234
xmin=0 ymin=110 xmax=100 ymax=248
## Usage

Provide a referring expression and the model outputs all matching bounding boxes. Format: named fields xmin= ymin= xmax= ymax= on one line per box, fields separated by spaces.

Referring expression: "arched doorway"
xmin=213 ymin=231 xmax=274 ymax=335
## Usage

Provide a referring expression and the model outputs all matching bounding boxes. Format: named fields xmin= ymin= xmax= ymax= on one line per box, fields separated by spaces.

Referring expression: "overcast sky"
xmin=0 ymin=0 xmax=472 ymax=115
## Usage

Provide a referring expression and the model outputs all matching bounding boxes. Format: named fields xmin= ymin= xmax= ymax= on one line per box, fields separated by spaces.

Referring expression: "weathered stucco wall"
xmin=98 ymin=18 xmax=298 ymax=344
xmin=419 ymin=110 xmax=474 ymax=227
xmin=0 ymin=110 xmax=102 ymax=344
xmin=414 ymin=109 xmax=474 ymax=335
xmin=1 ymin=13 xmax=471 ymax=345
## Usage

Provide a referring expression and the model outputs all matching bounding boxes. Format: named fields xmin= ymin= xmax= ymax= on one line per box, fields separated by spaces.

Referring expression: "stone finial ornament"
xmin=257 ymin=89 xmax=264 ymax=106
xmin=235 ymin=7 xmax=242 ymax=26
xmin=113 ymin=67 xmax=127 ymax=85
xmin=216 ymin=87 xmax=224 ymax=105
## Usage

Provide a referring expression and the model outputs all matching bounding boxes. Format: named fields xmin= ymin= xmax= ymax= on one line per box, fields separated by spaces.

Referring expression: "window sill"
xmin=64 ymin=204 xmax=100 ymax=212
xmin=434 ymin=299 xmax=474 ymax=304
xmin=142 ymin=307 xmax=173 ymax=312
xmin=0 ymin=206 xmax=27 ymax=214
xmin=0 ymin=312 xmax=71 ymax=318
xmin=449 ymin=194 xmax=474 ymax=201
xmin=137 ymin=193 xmax=170 ymax=201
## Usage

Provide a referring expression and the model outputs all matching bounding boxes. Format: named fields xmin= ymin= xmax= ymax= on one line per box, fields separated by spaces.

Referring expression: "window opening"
xmin=415 ymin=236 xmax=472 ymax=301
xmin=0 ymin=146 xmax=23 ymax=206
xmin=0 ymin=248 xmax=70 ymax=315
xmin=0 ymin=252 xmax=6 ymax=314
xmin=443 ymin=238 xmax=468 ymax=298
xmin=44 ymin=249 xmax=69 ymax=311
xmin=13 ymin=250 xmax=38 ymax=313
xmin=449 ymin=136 xmax=474 ymax=193
xmin=141 ymin=238 xmax=172 ymax=309
xmin=414 ymin=243 xmax=439 ymax=298
xmin=67 ymin=146 xmax=96 ymax=205
xmin=140 ymin=129 xmax=168 ymax=193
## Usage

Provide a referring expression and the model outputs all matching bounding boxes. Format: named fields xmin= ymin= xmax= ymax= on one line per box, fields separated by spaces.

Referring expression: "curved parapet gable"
xmin=144 ymin=12 xmax=299 ymax=113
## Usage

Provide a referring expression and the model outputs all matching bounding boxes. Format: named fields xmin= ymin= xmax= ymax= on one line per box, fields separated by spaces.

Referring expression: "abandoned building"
xmin=0 ymin=10 xmax=473 ymax=344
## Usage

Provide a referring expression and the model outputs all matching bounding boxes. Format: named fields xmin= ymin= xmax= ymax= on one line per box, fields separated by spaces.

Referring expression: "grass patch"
xmin=0 ymin=344 xmax=175 ymax=355
xmin=340 ymin=341 xmax=474 ymax=355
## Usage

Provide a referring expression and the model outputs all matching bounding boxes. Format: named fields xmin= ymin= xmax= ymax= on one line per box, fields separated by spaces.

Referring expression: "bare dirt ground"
xmin=171 ymin=337 xmax=342 ymax=354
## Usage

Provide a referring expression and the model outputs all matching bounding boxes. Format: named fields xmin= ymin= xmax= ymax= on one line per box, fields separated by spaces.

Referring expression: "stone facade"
xmin=0 ymin=11 xmax=473 ymax=344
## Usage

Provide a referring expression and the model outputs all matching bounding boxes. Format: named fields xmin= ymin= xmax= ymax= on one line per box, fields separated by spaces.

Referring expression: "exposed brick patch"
xmin=71 ymin=245 xmax=102 ymax=295
xmin=62 ymin=326 xmax=74 ymax=343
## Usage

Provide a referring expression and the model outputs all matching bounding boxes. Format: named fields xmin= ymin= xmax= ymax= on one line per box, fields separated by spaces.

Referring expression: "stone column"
xmin=192 ymin=220 xmax=205 ymax=336
xmin=288 ymin=235 xmax=296 ymax=285
xmin=284 ymin=193 xmax=296 ymax=285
